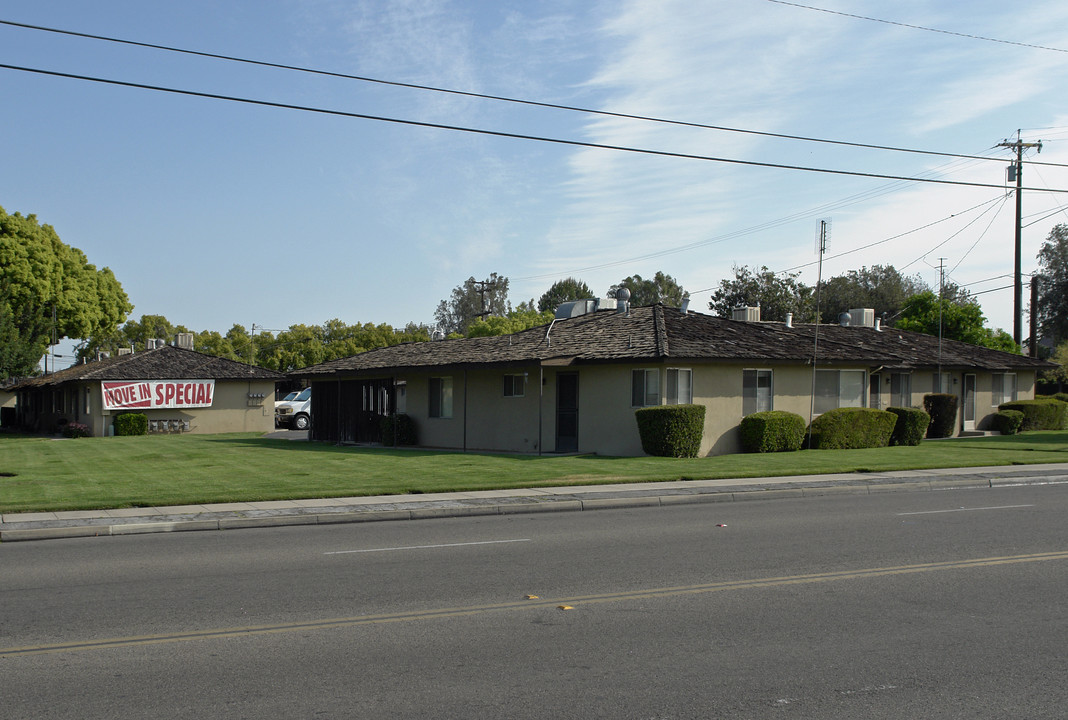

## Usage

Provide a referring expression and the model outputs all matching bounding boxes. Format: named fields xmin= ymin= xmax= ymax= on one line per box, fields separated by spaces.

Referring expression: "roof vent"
xmin=732 ymin=306 xmax=761 ymax=322
xmin=680 ymin=294 xmax=690 ymax=314
xmin=785 ymin=312 xmax=793 ymax=328
xmin=614 ymin=288 xmax=631 ymax=315
xmin=838 ymin=312 xmax=851 ymax=327
xmin=117 ymin=348 xmax=133 ymax=356
xmin=554 ymin=299 xmax=597 ymax=319
xmin=175 ymin=332 xmax=194 ymax=350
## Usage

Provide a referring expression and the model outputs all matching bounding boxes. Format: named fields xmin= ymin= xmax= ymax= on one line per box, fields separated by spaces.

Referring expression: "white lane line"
xmin=325 ymin=539 xmax=532 ymax=555
xmin=897 ymin=504 xmax=1034 ymax=516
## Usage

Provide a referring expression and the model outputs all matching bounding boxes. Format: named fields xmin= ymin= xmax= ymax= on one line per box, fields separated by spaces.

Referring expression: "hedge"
xmin=991 ymin=409 xmax=1024 ymax=435
xmin=739 ymin=411 xmax=806 ymax=453
xmin=807 ymin=407 xmax=897 ymax=450
xmin=886 ymin=406 xmax=929 ymax=446
xmin=114 ymin=412 xmax=148 ymax=436
xmin=634 ymin=404 xmax=706 ymax=458
xmin=379 ymin=413 xmax=419 ymax=446
xmin=998 ymin=399 xmax=1068 ymax=431
xmin=923 ymin=393 xmax=959 ymax=438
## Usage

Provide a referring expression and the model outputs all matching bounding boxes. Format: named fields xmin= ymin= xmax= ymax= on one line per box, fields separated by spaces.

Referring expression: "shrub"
xmin=634 ymin=404 xmax=706 ymax=458
xmin=380 ymin=413 xmax=418 ymax=446
xmin=923 ymin=394 xmax=959 ymax=438
xmin=886 ymin=406 xmax=929 ymax=446
xmin=61 ymin=422 xmax=92 ymax=438
xmin=739 ymin=411 xmax=806 ymax=453
xmin=1037 ymin=393 xmax=1068 ymax=403
xmin=114 ymin=412 xmax=148 ymax=436
xmin=991 ymin=409 xmax=1024 ymax=435
xmin=807 ymin=407 xmax=897 ymax=450
xmin=998 ymin=399 xmax=1068 ymax=431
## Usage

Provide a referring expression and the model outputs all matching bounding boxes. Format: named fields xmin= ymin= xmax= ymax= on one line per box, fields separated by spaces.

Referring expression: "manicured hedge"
xmin=998 ymin=399 xmax=1068 ymax=431
xmin=807 ymin=407 xmax=897 ymax=450
xmin=379 ymin=413 xmax=418 ymax=446
xmin=739 ymin=411 xmax=806 ymax=453
xmin=991 ymin=409 xmax=1024 ymax=435
xmin=923 ymin=393 xmax=959 ymax=438
xmin=886 ymin=406 xmax=930 ymax=446
xmin=1038 ymin=393 xmax=1068 ymax=403
xmin=114 ymin=412 xmax=148 ymax=436
xmin=634 ymin=404 xmax=706 ymax=458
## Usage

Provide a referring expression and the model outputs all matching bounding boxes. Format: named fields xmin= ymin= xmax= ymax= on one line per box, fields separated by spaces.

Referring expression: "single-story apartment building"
xmin=13 ymin=335 xmax=283 ymax=436
xmin=293 ymin=302 xmax=1056 ymax=456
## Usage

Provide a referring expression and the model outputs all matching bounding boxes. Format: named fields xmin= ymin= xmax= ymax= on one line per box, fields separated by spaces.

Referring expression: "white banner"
xmin=101 ymin=380 xmax=215 ymax=410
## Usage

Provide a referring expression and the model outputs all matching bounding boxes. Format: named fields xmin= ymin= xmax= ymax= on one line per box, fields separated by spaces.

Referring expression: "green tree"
xmin=538 ymin=277 xmax=593 ymax=313
xmin=0 ymin=205 xmax=132 ymax=377
xmin=466 ymin=306 xmax=553 ymax=337
xmin=820 ymin=265 xmax=927 ymax=325
xmin=708 ymin=265 xmax=816 ymax=322
xmin=434 ymin=273 xmax=510 ymax=335
xmin=898 ymin=291 xmax=1018 ymax=352
xmin=609 ymin=272 xmax=686 ymax=307
xmin=1041 ymin=340 xmax=1068 ymax=390
xmin=1036 ymin=224 xmax=1068 ymax=346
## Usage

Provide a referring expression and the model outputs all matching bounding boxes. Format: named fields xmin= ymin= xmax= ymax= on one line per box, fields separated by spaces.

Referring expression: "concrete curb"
xmin=3 ymin=471 xmax=1066 ymax=542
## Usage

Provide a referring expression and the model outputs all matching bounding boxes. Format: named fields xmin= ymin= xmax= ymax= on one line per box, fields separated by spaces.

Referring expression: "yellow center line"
xmin=4 ymin=550 xmax=1067 ymax=658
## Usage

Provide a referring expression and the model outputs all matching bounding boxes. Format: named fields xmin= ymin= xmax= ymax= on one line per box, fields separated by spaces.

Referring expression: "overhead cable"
xmin=2 ymin=18 xmax=1066 ymax=168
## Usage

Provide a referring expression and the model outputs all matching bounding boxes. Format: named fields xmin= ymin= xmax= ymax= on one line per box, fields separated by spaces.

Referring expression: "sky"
xmin=4 ymin=0 xmax=1068 ymax=370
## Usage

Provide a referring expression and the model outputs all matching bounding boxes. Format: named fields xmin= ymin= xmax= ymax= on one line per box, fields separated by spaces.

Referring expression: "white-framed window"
xmin=814 ymin=369 xmax=866 ymax=415
xmin=992 ymin=373 xmax=1017 ymax=406
xmin=933 ymin=372 xmax=952 ymax=394
xmin=503 ymin=374 xmax=525 ymax=398
xmin=429 ymin=376 xmax=453 ymax=418
xmin=395 ymin=381 xmax=407 ymax=414
xmin=890 ymin=373 xmax=911 ymax=408
xmin=743 ymin=369 xmax=773 ymax=415
xmin=665 ymin=368 xmax=692 ymax=405
xmin=632 ymin=369 xmax=659 ymax=407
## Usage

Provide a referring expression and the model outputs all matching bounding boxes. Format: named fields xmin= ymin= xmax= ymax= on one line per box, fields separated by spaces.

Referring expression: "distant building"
xmin=13 ymin=338 xmax=283 ymax=436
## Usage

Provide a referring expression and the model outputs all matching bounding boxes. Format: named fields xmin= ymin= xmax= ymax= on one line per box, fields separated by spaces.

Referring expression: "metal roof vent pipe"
xmin=785 ymin=312 xmax=793 ymax=328
xmin=839 ymin=312 xmax=852 ymax=327
xmin=680 ymin=294 xmax=690 ymax=314
xmin=615 ymin=287 xmax=631 ymax=316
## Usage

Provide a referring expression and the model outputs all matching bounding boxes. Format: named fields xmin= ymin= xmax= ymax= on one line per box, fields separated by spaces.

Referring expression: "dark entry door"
xmin=556 ymin=373 xmax=578 ymax=452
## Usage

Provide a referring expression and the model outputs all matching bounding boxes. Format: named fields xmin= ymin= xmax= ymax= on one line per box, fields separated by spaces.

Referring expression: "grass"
xmin=1 ymin=431 xmax=1067 ymax=514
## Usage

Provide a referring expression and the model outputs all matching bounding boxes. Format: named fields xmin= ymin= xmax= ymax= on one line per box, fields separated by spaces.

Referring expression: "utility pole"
xmin=997 ymin=130 xmax=1042 ymax=346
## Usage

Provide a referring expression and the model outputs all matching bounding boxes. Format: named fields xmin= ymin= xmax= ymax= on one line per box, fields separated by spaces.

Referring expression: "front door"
xmin=963 ymin=374 xmax=976 ymax=431
xmin=556 ymin=373 xmax=578 ymax=452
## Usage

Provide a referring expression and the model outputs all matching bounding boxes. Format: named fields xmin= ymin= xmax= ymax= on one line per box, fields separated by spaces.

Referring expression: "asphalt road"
xmin=3 ymin=484 xmax=1067 ymax=718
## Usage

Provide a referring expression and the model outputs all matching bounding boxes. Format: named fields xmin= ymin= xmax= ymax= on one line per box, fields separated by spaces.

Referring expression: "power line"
xmin=7 ymin=62 xmax=1063 ymax=198
xmin=763 ymin=0 xmax=1068 ymax=54
xmin=4 ymin=17 xmax=1068 ymax=169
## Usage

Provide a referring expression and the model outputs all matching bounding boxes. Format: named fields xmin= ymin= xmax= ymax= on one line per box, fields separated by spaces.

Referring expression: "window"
xmin=665 ymin=368 xmax=692 ymax=405
xmin=932 ymin=372 xmax=951 ymax=394
xmin=503 ymin=374 xmax=525 ymax=398
xmin=632 ymin=369 xmax=659 ymax=407
xmin=429 ymin=376 xmax=453 ymax=418
xmin=992 ymin=373 xmax=1017 ymax=406
xmin=890 ymin=373 xmax=911 ymax=408
xmin=814 ymin=370 xmax=865 ymax=414
xmin=743 ymin=369 xmax=773 ymax=415
xmin=395 ymin=382 xmax=407 ymax=414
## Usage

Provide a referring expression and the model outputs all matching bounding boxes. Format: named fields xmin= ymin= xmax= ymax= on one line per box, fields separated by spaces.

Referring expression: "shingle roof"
xmin=15 ymin=345 xmax=284 ymax=388
xmin=295 ymin=305 xmax=1054 ymax=377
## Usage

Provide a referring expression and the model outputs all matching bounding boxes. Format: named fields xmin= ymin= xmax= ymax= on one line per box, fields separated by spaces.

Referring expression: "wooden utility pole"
xmin=997 ymin=131 xmax=1042 ymax=346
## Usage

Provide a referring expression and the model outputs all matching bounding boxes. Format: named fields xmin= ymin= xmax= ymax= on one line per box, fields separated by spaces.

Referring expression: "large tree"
xmin=609 ymin=271 xmax=686 ymax=307
xmin=537 ymin=277 xmax=593 ymax=313
xmin=1036 ymin=224 xmax=1068 ymax=346
xmin=897 ymin=291 xmax=1018 ymax=352
xmin=434 ymin=273 xmax=510 ymax=335
xmin=0 ymin=206 xmax=131 ymax=378
xmin=820 ymin=265 xmax=927 ymax=326
xmin=709 ymin=265 xmax=816 ymax=322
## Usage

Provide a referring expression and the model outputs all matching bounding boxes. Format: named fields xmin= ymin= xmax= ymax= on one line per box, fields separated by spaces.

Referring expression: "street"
xmin=2 ymin=484 xmax=1067 ymax=718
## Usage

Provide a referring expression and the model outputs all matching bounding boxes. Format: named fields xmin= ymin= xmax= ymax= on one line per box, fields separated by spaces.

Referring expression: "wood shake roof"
xmin=16 ymin=345 xmax=284 ymax=388
xmin=296 ymin=305 xmax=1054 ymax=377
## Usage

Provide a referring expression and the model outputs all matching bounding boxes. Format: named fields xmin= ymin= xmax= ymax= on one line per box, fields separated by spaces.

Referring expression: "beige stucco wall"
xmin=18 ymin=380 xmax=277 ymax=436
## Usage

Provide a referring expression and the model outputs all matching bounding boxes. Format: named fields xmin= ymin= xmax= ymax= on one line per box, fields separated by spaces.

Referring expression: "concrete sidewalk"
xmin=3 ymin=463 xmax=1067 ymax=542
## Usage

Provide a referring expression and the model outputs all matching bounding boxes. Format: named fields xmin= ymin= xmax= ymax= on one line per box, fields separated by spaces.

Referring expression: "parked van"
xmin=275 ymin=387 xmax=311 ymax=430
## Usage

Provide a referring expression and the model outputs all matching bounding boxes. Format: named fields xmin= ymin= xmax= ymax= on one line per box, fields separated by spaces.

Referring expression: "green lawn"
xmin=2 ymin=431 xmax=1067 ymax=514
